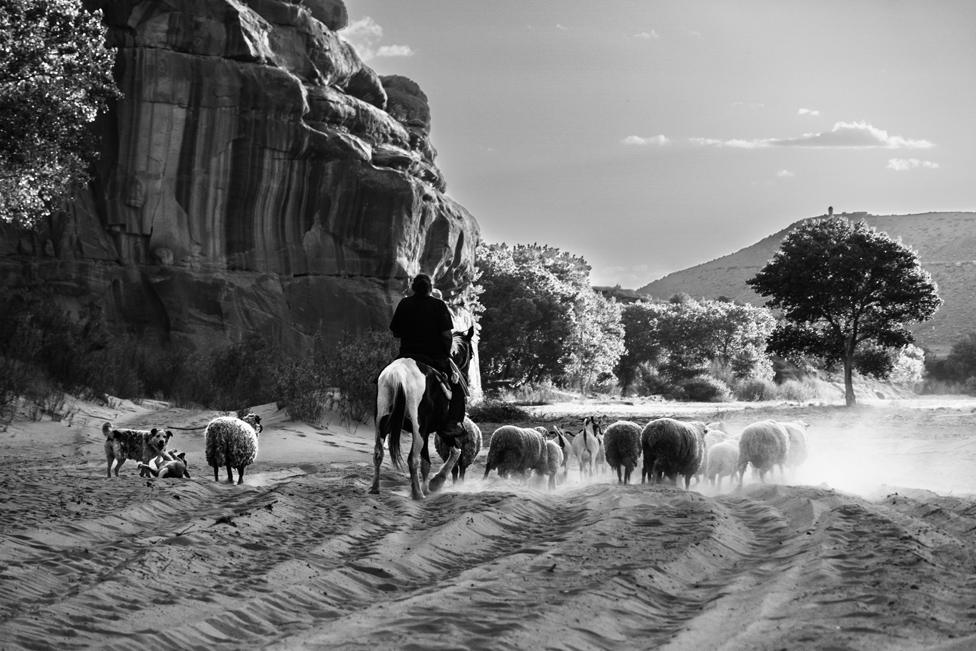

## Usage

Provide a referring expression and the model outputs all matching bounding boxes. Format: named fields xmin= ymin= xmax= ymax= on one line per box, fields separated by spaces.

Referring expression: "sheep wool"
xmin=640 ymin=418 xmax=707 ymax=489
xmin=205 ymin=413 xmax=262 ymax=485
xmin=736 ymin=420 xmax=790 ymax=485
xmin=483 ymin=426 xmax=546 ymax=480
xmin=705 ymin=440 xmax=739 ymax=490
xmin=603 ymin=420 xmax=642 ymax=484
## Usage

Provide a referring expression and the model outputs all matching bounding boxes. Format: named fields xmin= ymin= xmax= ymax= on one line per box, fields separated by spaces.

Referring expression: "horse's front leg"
xmin=428 ymin=443 xmax=461 ymax=494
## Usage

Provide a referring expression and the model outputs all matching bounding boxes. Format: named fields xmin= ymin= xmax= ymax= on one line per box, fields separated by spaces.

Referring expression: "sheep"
xmin=204 ymin=413 xmax=263 ymax=485
xmin=482 ymin=425 xmax=547 ymax=480
xmin=434 ymin=416 xmax=482 ymax=484
xmin=540 ymin=439 xmax=564 ymax=490
xmin=736 ymin=420 xmax=790 ymax=485
xmin=640 ymin=418 xmax=707 ymax=489
xmin=779 ymin=420 xmax=809 ymax=471
xmin=571 ymin=416 xmax=603 ymax=478
xmin=602 ymin=420 xmax=642 ymax=484
xmin=704 ymin=440 xmax=739 ymax=490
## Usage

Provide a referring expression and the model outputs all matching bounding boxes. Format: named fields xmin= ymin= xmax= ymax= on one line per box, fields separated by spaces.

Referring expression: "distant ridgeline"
xmin=0 ymin=0 xmax=479 ymax=355
xmin=636 ymin=212 xmax=976 ymax=357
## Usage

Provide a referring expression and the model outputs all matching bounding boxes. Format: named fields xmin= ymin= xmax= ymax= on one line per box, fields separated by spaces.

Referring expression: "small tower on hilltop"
xmin=828 ymin=205 xmax=834 ymax=217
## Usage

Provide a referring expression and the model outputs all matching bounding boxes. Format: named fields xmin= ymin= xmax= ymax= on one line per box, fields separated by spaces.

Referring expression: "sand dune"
xmin=2 ymin=397 xmax=976 ymax=649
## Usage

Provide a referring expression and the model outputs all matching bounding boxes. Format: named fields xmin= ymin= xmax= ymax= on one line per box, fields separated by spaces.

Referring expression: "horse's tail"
xmin=385 ymin=383 xmax=408 ymax=470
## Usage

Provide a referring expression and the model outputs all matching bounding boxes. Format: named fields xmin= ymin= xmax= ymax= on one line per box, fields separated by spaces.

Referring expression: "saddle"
xmin=412 ymin=358 xmax=469 ymax=400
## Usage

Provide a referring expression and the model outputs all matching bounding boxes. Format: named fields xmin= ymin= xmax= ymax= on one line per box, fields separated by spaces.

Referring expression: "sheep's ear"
xmin=151 ymin=428 xmax=158 ymax=435
xmin=177 ymin=452 xmax=186 ymax=461
xmin=165 ymin=430 xmax=174 ymax=440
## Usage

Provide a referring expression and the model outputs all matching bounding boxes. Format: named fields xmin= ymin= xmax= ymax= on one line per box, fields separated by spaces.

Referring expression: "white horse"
xmin=370 ymin=327 xmax=475 ymax=500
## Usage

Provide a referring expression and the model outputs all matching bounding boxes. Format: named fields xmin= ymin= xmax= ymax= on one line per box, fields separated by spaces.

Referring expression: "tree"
xmin=747 ymin=218 xmax=941 ymax=406
xmin=0 ymin=0 xmax=119 ymax=227
xmin=476 ymin=242 xmax=624 ymax=388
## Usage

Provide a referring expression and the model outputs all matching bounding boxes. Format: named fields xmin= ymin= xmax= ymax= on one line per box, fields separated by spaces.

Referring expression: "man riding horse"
xmin=389 ymin=273 xmax=467 ymax=439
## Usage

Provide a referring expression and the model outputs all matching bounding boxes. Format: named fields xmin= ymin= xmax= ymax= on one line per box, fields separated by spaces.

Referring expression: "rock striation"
xmin=0 ymin=0 xmax=479 ymax=359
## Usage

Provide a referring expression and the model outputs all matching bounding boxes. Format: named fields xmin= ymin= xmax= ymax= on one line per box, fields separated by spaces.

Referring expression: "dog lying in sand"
xmin=138 ymin=449 xmax=190 ymax=479
xmin=102 ymin=423 xmax=174 ymax=477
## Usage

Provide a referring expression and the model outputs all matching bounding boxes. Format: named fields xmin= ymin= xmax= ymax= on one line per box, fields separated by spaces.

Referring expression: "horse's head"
xmin=450 ymin=325 xmax=475 ymax=374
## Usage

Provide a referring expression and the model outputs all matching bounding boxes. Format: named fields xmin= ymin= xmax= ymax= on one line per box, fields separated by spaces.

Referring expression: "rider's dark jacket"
xmin=389 ymin=294 xmax=454 ymax=373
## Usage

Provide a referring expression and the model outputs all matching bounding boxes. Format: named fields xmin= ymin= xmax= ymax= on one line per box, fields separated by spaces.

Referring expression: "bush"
xmin=733 ymin=378 xmax=777 ymax=401
xmin=678 ymin=376 xmax=732 ymax=402
xmin=320 ymin=330 xmax=399 ymax=423
xmin=468 ymin=400 xmax=531 ymax=423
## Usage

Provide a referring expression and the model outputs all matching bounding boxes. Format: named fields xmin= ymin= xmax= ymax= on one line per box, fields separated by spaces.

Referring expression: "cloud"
xmin=622 ymin=134 xmax=670 ymax=146
xmin=341 ymin=17 xmax=413 ymax=61
xmin=376 ymin=44 xmax=414 ymax=58
xmin=798 ymin=108 xmax=820 ymax=117
xmin=887 ymin=158 xmax=940 ymax=172
xmin=776 ymin=169 xmax=796 ymax=178
xmin=633 ymin=30 xmax=659 ymax=40
xmin=689 ymin=121 xmax=933 ymax=150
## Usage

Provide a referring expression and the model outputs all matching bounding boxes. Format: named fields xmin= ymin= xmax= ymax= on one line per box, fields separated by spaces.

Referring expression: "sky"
xmin=341 ymin=1 xmax=976 ymax=288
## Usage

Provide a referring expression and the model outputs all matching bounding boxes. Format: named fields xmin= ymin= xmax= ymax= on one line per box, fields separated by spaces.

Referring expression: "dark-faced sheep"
xmin=482 ymin=426 xmax=547 ymax=480
xmin=704 ymin=440 xmax=739 ymax=490
xmin=640 ymin=418 xmax=707 ymax=489
xmin=434 ymin=416 xmax=482 ymax=484
xmin=603 ymin=420 xmax=642 ymax=484
xmin=204 ymin=413 xmax=262 ymax=485
xmin=736 ymin=420 xmax=790 ymax=485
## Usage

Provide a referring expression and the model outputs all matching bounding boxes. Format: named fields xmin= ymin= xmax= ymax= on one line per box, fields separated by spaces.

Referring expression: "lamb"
xmin=540 ymin=439 xmax=564 ymax=490
xmin=204 ymin=413 xmax=263 ymax=485
xmin=570 ymin=416 xmax=603 ymax=478
xmin=640 ymin=418 xmax=707 ymax=489
xmin=704 ymin=440 xmax=739 ymax=490
xmin=736 ymin=420 xmax=790 ymax=485
xmin=482 ymin=425 xmax=547 ymax=480
xmin=779 ymin=420 xmax=809 ymax=471
xmin=434 ymin=416 xmax=482 ymax=484
xmin=602 ymin=420 xmax=642 ymax=484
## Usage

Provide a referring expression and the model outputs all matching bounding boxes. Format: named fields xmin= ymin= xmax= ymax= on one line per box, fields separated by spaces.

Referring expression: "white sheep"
xmin=204 ymin=413 xmax=263 ymax=485
xmin=779 ymin=420 xmax=808 ymax=471
xmin=736 ymin=420 xmax=790 ymax=485
xmin=602 ymin=420 xmax=642 ymax=484
xmin=640 ymin=418 xmax=707 ymax=489
xmin=482 ymin=425 xmax=547 ymax=480
xmin=704 ymin=440 xmax=739 ymax=490
xmin=540 ymin=439 xmax=564 ymax=490
xmin=434 ymin=416 xmax=482 ymax=484
xmin=546 ymin=426 xmax=575 ymax=478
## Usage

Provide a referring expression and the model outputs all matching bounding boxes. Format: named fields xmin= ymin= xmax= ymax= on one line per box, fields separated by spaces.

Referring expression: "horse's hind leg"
xmin=369 ymin=421 xmax=385 ymax=494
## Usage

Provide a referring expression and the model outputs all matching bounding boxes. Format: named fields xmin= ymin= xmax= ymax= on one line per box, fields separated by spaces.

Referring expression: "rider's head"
xmin=411 ymin=273 xmax=433 ymax=296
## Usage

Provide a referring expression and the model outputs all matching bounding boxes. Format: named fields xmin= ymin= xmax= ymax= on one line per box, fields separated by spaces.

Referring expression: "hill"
xmin=637 ymin=211 xmax=976 ymax=356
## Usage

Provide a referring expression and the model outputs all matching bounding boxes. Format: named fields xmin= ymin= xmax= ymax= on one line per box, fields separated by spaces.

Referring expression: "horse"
xmin=370 ymin=326 xmax=475 ymax=500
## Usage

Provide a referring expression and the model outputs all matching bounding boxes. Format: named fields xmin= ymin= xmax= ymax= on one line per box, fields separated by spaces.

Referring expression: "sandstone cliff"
xmin=0 ymin=0 xmax=479 ymax=360
xmin=638 ymin=212 xmax=976 ymax=356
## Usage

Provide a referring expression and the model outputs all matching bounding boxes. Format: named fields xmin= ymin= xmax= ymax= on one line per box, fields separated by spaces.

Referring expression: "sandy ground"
xmin=2 ymin=395 xmax=976 ymax=649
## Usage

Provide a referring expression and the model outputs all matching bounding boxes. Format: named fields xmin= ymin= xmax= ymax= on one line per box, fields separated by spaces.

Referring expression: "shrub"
xmin=274 ymin=358 xmax=327 ymax=423
xmin=468 ymin=400 xmax=531 ymax=423
xmin=320 ymin=329 xmax=399 ymax=422
xmin=733 ymin=378 xmax=777 ymax=401
xmin=678 ymin=376 xmax=732 ymax=402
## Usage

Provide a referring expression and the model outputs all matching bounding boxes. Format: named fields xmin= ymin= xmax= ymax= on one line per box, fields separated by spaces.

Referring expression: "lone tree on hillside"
xmin=747 ymin=218 xmax=941 ymax=406
xmin=0 ymin=0 xmax=119 ymax=228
